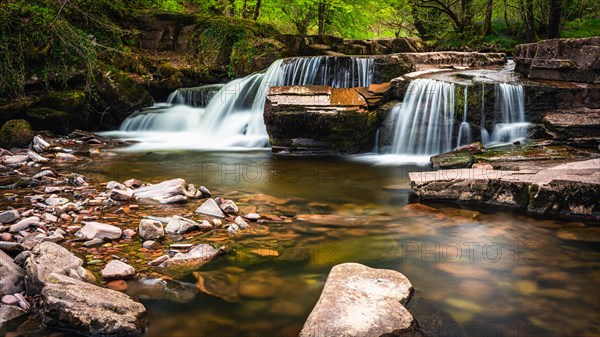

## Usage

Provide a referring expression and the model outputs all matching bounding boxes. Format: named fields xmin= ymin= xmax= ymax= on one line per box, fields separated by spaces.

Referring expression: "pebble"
xmin=123 ymin=229 xmax=137 ymax=238
xmin=245 ymin=213 xmax=261 ymax=220
xmin=142 ymin=240 xmax=161 ymax=250
xmin=101 ymin=260 xmax=136 ymax=279
xmin=1 ymin=232 xmax=13 ymax=241
xmin=66 ymin=225 xmax=82 ymax=233
xmin=83 ymin=238 xmax=104 ymax=248
xmin=148 ymin=255 xmax=169 ymax=266
xmin=106 ymin=280 xmax=128 ymax=291
xmin=1 ymin=295 xmax=19 ymax=305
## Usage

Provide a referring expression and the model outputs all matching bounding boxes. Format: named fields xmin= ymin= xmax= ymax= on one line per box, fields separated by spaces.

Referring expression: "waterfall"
xmin=166 ymin=84 xmax=224 ymax=107
xmin=480 ymin=83 xmax=491 ymax=144
xmin=489 ymin=83 xmax=529 ymax=144
xmin=110 ymin=56 xmax=375 ymax=150
xmin=281 ymin=56 xmax=373 ymax=88
xmin=390 ymin=79 xmax=456 ymax=155
xmin=456 ymin=86 xmax=472 ymax=147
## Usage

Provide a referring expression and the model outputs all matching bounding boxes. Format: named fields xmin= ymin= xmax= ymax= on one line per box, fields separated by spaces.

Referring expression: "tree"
xmin=548 ymin=0 xmax=562 ymax=38
xmin=483 ymin=0 xmax=493 ymax=36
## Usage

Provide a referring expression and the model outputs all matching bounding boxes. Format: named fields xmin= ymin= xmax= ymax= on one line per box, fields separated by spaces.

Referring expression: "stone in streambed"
xmin=125 ymin=278 xmax=198 ymax=303
xmin=0 ymin=249 xmax=24 ymax=295
xmin=195 ymin=198 xmax=225 ymax=218
xmin=165 ymin=216 xmax=211 ymax=234
xmin=219 ymin=200 xmax=239 ymax=214
xmin=158 ymin=244 xmax=222 ymax=278
xmin=101 ymin=260 xmax=136 ymax=280
xmin=0 ymin=210 xmax=20 ymax=224
xmin=77 ymin=221 xmax=122 ymax=240
xmin=139 ymin=219 xmax=164 ymax=240
xmin=299 ymin=263 xmax=416 ymax=337
xmin=41 ymin=273 xmax=146 ymax=336
xmin=9 ymin=216 xmax=39 ymax=233
xmin=131 ymin=178 xmax=194 ymax=204
xmin=0 ymin=304 xmax=27 ymax=325
xmin=24 ymin=242 xmax=83 ymax=295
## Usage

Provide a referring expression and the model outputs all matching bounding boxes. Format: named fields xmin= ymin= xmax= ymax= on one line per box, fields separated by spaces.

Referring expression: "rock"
xmin=195 ymin=198 xmax=225 ymax=218
xmin=110 ymin=189 xmax=133 ymax=201
xmin=9 ymin=216 xmax=40 ymax=233
xmin=409 ymin=158 xmax=600 ymax=219
xmin=227 ymin=223 xmax=239 ymax=235
xmin=430 ymin=143 xmax=483 ymax=169
xmin=45 ymin=197 xmax=68 ymax=206
xmin=245 ymin=213 xmax=261 ymax=220
xmin=123 ymin=229 xmax=137 ymax=238
xmin=2 ymin=154 xmax=28 ymax=165
xmin=54 ymin=153 xmax=78 ymax=162
xmin=0 ymin=249 xmax=25 ymax=295
xmin=0 ymin=120 xmax=34 ymax=149
xmin=131 ymin=178 xmax=195 ymax=204
xmin=0 ymin=232 xmax=12 ymax=241
xmin=193 ymin=271 xmax=240 ymax=303
xmin=33 ymin=169 xmax=56 ymax=179
xmin=107 ymin=280 xmax=128 ymax=291
xmin=515 ymin=37 xmax=600 ymax=83
xmin=142 ymin=240 xmax=161 ymax=249
xmin=542 ymin=108 xmax=600 ymax=141
xmin=68 ymin=266 xmax=98 ymax=285
xmin=33 ymin=135 xmax=50 ymax=152
xmin=264 ymin=86 xmax=378 ymax=154
xmin=0 ymin=304 xmax=27 ymax=325
xmin=556 ymin=227 xmax=600 ymax=243
xmin=83 ymin=238 xmax=105 ymax=248
xmin=165 ymin=216 xmax=211 ymax=234
xmin=123 ymin=178 xmax=142 ymax=188
xmin=27 ymin=150 xmax=48 ymax=163
xmin=234 ymin=216 xmax=249 ymax=229
xmin=158 ymin=244 xmax=221 ymax=278
xmin=0 ymin=210 xmax=20 ymax=224
xmin=24 ymin=241 xmax=83 ymax=295
xmin=125 ymin=278 xmax=198 ymax=303
xmin=199 ymin=186 xmax=211 ymax=196
xmin=300 ymin=263 xmax=416 ymax=337
xmin=250 ymin=249 xmax=280 ymax=257
xmin=101 ymin=260 xmax=136 ymax=279
xmin=139 ymin=219 xmax=165 ymax=240
xmin=0 ymin=242 xmax=26 ymax=254
xmin=41 ymin=273 xmax=146 ymax=336
xmin=148 ymin=255 xmax=169 ymax=266
xmin=219 ymin=200 xmax=239 ymax=214
xmin=77 ymin=221 xmax=122 ymax=240
xmin=1 ymin=295 xmax=18 ymax=305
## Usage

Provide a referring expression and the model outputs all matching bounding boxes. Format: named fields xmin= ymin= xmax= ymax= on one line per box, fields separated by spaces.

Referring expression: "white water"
xmin=488 ymin=83 xmax=530 ymax=144
xmin=390 ymin=79 xmax=456 ymax=155
xmin=107 ymin=56 xmax=374 ymax=151
xmin=456 ymin=86 xmax=472 ymax=147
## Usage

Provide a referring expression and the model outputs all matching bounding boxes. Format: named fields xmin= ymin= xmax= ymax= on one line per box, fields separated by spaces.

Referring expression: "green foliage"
xmin=0 ymin=119 xmax=34 ymax=148
xmin=562 ymin=19 xmax=600 ymax=38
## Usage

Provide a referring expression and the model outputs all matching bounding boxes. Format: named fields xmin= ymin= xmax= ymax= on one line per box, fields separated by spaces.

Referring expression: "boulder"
xmin=165 ymin=216 xmax=212 ymax=234
xmin=265 ymin=86 xmax=379 ymax=154
xmin=0 ymin=249 xmax=24 ymax=295
xmin=300 ymin=263 xmax=417 ymax=337
xmin=138 ymin=219 xmax=164 ymax=240
xmin=542 ymin=108 xmax=600 ymax=141
xmin=24 ymin=242 xmax=83 ymax=295
xmin=0 ymin=120 xmax=33 ymax=149
xmin=41 ymin=273 xmax=146 ymax=336
xmin=409 ymin=158 xmax=600 ymax=219
xmin=195 ymin=198 xmax=225 ymax=218
xmin=101 ymin=260 xmax=136 ymax=280
xmin=0 ymin=304 xmax=27 ymax=325
xmin=514 ymin=37 xmax=600 ymax=83
xmin=158 ymin=244 xmax=221 ymax=278
xmin=77 ymin=222 xmax=122 ymax=240
xmin=131 ymin=178 xmax=195 ymax=204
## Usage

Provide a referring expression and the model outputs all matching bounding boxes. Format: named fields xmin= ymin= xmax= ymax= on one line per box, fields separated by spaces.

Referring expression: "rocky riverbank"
xmin=0 ymin=133 xmax=278 ymax=334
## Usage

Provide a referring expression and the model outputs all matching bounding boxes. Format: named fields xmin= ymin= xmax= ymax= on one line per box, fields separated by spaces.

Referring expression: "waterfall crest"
xmin=110 ymin=56 xmax=374 ymax=151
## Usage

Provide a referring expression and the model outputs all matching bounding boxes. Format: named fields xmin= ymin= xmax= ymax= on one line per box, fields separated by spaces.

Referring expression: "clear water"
xmin=5 ymin=150 xmax=598 ymax=337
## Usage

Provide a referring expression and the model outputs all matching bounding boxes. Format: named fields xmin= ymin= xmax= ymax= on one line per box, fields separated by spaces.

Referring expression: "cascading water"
xmin=456 ymin=86 xmax=472 ymax=147
xmin=108 ymin=56 xmax=374 ymax=151
xmin=489 ymin=83 xmax=529 ymax=144
xmin=390 ymin=79 xmax=456 ymax=155
xmin=480 ymin=83 xmax=491 ymax=144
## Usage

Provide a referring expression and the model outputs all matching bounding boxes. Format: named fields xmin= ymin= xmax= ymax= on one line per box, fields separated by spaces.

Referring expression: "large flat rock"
xmin=41 ymin=273 xmax=146 ymax=336
xmin=515 ymin=37 xmax=600 ymax=83
xmin=300 ymin=263 xmax=417 ymax=337
xmin=409 ymin=158 xmax=600 ymax=219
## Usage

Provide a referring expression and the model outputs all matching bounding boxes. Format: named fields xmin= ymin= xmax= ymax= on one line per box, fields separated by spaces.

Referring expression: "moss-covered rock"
xmin=92 ymin=70 xmax=154 ymax=129
xmin=0 ymin=119 xmax=34 ymax=148
xmin=26 ymin=107 xmax=69 ymax=133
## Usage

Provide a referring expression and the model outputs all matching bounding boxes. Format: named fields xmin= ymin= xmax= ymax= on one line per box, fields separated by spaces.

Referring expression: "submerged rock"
xmin=41 ymin=273 xmax=146 ymax=336
xmin=158 ymin=244 xmax=222 ymax=278
xmin=24 ymin=242 xmax=83 ymax=295
xmin=125 ymin=278 xmax=198 ymax=303
xmin=0 ymin=304 xmax=27 ymax=325
xmin=300 ymin=263 xmax=417 ymax=337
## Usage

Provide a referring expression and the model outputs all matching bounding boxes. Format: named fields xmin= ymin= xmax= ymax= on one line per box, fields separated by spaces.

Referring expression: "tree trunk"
xmin=318 ymin=1 xmax=326 ymax=35
xmin=461 ymin=0 xmax=473 ymax=33
xmin=410 ymin=4 xmax=431 ymax=40
xmin=483 ymin=0 xmax=493 ymax=35
xmin=503 ymin=0 xmax=511 ymax=34
xmin=252 ymin=0 xmax=261 ymax=20
xmin=548 ymin=0 xmax=562 ymax=38
xmin=525 ymin=0 xmax=536 ymax=40
xmin=228 ymin=0 xmax=235 ymax=17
